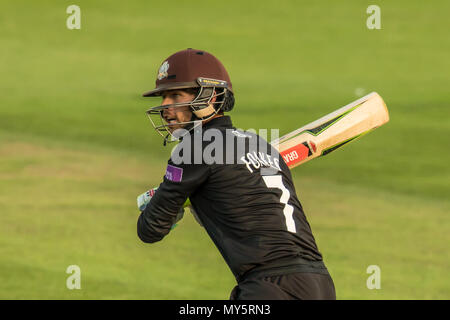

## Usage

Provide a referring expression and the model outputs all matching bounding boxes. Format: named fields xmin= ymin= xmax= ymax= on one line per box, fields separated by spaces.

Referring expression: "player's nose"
xmin=162 ymin=106 xmax=175 ymax=118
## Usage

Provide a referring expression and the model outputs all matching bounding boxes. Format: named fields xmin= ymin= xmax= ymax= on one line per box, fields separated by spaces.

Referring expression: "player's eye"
xmin=161 ymin=92 xmax=182 ymax=103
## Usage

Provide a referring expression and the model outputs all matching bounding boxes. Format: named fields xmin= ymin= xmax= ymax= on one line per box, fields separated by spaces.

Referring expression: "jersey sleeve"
xmin=137 ymin=157 xmax=210 ymax=243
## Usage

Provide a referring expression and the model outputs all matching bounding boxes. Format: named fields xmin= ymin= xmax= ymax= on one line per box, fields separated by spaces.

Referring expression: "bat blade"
xmin=272 ymin=92 xmax=389 ymax=168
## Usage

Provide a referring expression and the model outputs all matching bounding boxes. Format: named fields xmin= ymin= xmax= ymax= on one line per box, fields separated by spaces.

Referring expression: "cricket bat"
xmin=137 ymin=92 xmax=389 ymax=210
xmin=272 ymin=92 xmax=389 ymax=168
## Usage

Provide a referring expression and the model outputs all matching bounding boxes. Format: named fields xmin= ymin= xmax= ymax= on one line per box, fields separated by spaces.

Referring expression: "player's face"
xmin=161 ymin=90 xmax=195 ymax=132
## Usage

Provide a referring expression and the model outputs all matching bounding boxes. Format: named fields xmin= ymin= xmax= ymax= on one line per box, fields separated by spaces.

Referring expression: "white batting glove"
xmin=137 ymin=187 xmax=158 ymax=211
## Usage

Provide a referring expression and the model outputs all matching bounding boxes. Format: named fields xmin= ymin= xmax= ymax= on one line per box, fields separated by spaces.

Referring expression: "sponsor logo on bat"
xmin=279 ymin=142 xmax=312 ymax=166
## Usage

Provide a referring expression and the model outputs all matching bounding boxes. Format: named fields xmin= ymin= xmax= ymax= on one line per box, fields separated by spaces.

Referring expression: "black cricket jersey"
xmin=137 ymin=116 xmax=328 ymax=282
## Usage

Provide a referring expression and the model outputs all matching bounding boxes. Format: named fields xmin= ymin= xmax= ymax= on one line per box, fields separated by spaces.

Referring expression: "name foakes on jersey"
xmin=240 ymin=151 xmax=281 ymax=173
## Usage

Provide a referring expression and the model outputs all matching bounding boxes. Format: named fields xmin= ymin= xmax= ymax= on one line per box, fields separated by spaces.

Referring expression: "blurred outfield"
xmin=0 ymin=0 xmax=448 ymax=299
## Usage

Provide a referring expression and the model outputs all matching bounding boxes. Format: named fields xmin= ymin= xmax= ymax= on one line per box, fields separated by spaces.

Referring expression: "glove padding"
xmin=137 ymin=188 xmax=157 ymax=211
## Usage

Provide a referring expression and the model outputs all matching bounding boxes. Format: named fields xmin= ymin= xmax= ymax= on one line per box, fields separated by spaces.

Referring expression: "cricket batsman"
xmin=137 ymin=48 xmax=336 ymax=299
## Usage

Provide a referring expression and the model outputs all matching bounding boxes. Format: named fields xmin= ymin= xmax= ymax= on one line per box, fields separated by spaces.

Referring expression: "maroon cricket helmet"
xmin=142 ymin=48 xmax=233 ymax=97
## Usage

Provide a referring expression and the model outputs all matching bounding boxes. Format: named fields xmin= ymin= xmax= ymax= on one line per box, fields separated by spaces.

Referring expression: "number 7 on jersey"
xmin=263 ymin=175 xmax=296 ymax=233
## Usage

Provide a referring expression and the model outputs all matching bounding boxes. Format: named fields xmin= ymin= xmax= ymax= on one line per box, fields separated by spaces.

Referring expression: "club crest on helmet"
xmin=157 ymin=61 xmax=169 ymax=80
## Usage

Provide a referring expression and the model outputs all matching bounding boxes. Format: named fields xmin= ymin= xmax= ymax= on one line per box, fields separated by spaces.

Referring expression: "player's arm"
xmin=137 ymin=161 xmax=210 ymax=243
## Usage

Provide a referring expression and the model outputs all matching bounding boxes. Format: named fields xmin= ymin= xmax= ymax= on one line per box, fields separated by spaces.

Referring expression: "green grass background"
xmin=0 ymin=0 xmax=448 ymax=299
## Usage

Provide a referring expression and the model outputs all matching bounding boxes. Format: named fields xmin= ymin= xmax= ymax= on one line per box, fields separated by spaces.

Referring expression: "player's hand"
xmin=137 ymin=187 xmax=158 ymax=211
